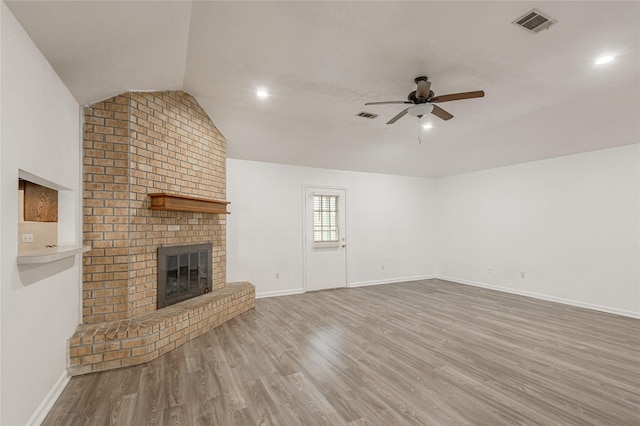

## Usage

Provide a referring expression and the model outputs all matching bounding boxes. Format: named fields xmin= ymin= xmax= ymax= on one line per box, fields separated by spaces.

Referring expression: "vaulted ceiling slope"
xmin=6 ymin=1 xmax=639 ymax=177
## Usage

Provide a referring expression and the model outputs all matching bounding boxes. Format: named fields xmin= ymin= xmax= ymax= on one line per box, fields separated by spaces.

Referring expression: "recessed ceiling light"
xmin=256 ymin=89 xmax=269 ymax=98
xmin=595 ymin=55 xmax=615 ymax=65
xmin=422 ymin=123 xmax=433 ymax=130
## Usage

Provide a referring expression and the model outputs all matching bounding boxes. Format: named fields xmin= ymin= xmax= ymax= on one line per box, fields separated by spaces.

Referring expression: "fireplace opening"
xmin=158 ymin=243 xmax=212 ymax=309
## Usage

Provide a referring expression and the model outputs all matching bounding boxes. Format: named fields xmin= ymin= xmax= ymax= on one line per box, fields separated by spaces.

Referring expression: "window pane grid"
xmin=313 ymin=195 xmax=339 ymax=242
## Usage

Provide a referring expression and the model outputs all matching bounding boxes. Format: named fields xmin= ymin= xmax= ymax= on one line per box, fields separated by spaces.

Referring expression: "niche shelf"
xmin=148 ymin=193 xmax=230 ymax=214
xmin=17 ymin=245 xmax=91 ymax=264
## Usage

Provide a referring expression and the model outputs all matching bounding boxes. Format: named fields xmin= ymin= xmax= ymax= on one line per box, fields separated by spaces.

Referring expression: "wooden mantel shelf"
xmin=148 ymin=193 xmax=230 ymax=214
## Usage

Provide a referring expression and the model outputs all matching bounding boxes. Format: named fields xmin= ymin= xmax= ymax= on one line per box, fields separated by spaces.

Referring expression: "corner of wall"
xmin=1 ymin=3 xmax=82 ymax=424
xmin=0 ymin=6 xmax=3 ymax=424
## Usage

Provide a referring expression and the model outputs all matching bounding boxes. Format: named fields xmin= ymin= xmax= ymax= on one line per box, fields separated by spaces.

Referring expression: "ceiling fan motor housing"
xmin=408 ymin=90 xmax=435 ymax=103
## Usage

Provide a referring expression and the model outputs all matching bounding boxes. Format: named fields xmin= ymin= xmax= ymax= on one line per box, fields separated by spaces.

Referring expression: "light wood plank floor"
xmin=44 ymin=279 xmax=640 ymax=425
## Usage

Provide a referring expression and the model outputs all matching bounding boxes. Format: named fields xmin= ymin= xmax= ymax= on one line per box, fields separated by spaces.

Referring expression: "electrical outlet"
xmin=275 ymin=272 xmax=280 ymax=279
xmin=294 ymin=270 xmax=300 ymax=278
xmin=487 ymin=267 xmax=492 ymax=273
xmin=22 ymin=234 xmax=34 ymax=243
xmin=520 ymin=272 xmax=526 ymax=279
xmin=381 ymin=264 xmax=385 ymax=271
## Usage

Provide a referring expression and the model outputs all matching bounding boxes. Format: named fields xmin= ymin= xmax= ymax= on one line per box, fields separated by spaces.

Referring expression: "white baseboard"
xmin=256 ymin=276 xmax=438 ymax=297
xmin=27 ymin=370 xmax=69 ymax=426
xmin=256 ymin=288 xmax=305 ymax=299
xmin=349 ymin=275 xmax=436 ymax=288
xmin=437 ymin=275 xmax=640 ymax=319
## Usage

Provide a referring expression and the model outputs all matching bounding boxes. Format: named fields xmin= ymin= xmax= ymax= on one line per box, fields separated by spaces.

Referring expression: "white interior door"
xmin=304 ymin=186 xmax=347 ymax=291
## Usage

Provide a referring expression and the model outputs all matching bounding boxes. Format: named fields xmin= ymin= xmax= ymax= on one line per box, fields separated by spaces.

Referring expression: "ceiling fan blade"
xmin=365 ymin=101 xmax=412 ymax=106
xmin=386 ymin=107 xmax=410 ymax=124
xmin=430 ymin=90 xmax=485 ymax=103
xmin=431 ymin=105 xmax=454 ymax=121
xmin=416 ymin=80 xmax=431 ymax=99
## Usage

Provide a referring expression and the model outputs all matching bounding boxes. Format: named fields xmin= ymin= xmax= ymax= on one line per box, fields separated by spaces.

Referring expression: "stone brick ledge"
xmin=68 ymin=282 xmax=255 ymax=376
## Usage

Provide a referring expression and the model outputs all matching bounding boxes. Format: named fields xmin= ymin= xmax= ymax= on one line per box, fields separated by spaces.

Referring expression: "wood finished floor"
xmin=44 ymin=279 xmax=640 ymax=425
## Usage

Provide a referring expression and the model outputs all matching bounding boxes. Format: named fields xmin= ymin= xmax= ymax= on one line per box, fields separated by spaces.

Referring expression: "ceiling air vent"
xmin=356 ymin=111 xmax=378 ymax=119
xmin=512 ymin=9 xmax=557 ymax=34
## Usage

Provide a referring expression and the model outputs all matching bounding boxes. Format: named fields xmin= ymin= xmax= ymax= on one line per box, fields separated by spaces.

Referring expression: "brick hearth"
xmin=68 ymin=282 xmax=254 ymax=376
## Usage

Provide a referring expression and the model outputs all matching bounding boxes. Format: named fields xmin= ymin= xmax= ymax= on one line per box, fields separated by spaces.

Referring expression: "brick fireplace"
xmin=69 ymin=91 xmax=254 ymax=376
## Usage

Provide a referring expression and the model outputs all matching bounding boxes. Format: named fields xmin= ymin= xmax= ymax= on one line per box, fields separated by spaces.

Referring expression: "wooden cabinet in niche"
xmin=20 ymin=179 xmax=58 ymax=222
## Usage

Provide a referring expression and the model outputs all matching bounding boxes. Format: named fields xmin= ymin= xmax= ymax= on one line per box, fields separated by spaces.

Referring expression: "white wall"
xmin=1 ymin=4 xmax=82 ymax=424
xmin=0 ymin=3 xmax=3 ymax=422
xmin=435 ymin=145 xmax=640 ymax=317
xmin=226 ymin=159 xmax=436 ymax=297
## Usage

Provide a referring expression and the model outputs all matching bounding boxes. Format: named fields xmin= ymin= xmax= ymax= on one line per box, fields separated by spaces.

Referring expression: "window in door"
xmin=313 ymin=195 xmax=339 ymax=243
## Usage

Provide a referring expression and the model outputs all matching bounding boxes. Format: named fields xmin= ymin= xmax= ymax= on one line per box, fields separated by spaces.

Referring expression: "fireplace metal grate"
xmin=158 ymin=243 xmax=212 ymax=309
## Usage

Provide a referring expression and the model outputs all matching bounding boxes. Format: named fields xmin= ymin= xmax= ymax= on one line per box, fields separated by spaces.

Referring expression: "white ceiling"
xmin=6 ymin=1 xmax=639 ymax=177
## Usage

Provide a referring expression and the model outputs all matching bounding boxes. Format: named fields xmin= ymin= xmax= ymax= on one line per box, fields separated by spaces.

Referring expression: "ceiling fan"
xmin=365 ymin=76 xmax=484 ymax=124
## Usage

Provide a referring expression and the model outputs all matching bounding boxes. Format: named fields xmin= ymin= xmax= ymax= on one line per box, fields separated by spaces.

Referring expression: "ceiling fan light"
xmin=408 ymin=104 xmax=434 ymax=117
xmin=422 ymin=123 xmax=433 ymax=130
xmin=595 ymin=55 xmax=614 ymax=65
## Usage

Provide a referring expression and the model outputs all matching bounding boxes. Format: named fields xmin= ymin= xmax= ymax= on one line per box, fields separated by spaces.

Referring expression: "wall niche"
xmin=18 ymin=179 xmax=58 ymax=252
xmin=17 ymin=171 xmax=89 ymax=265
